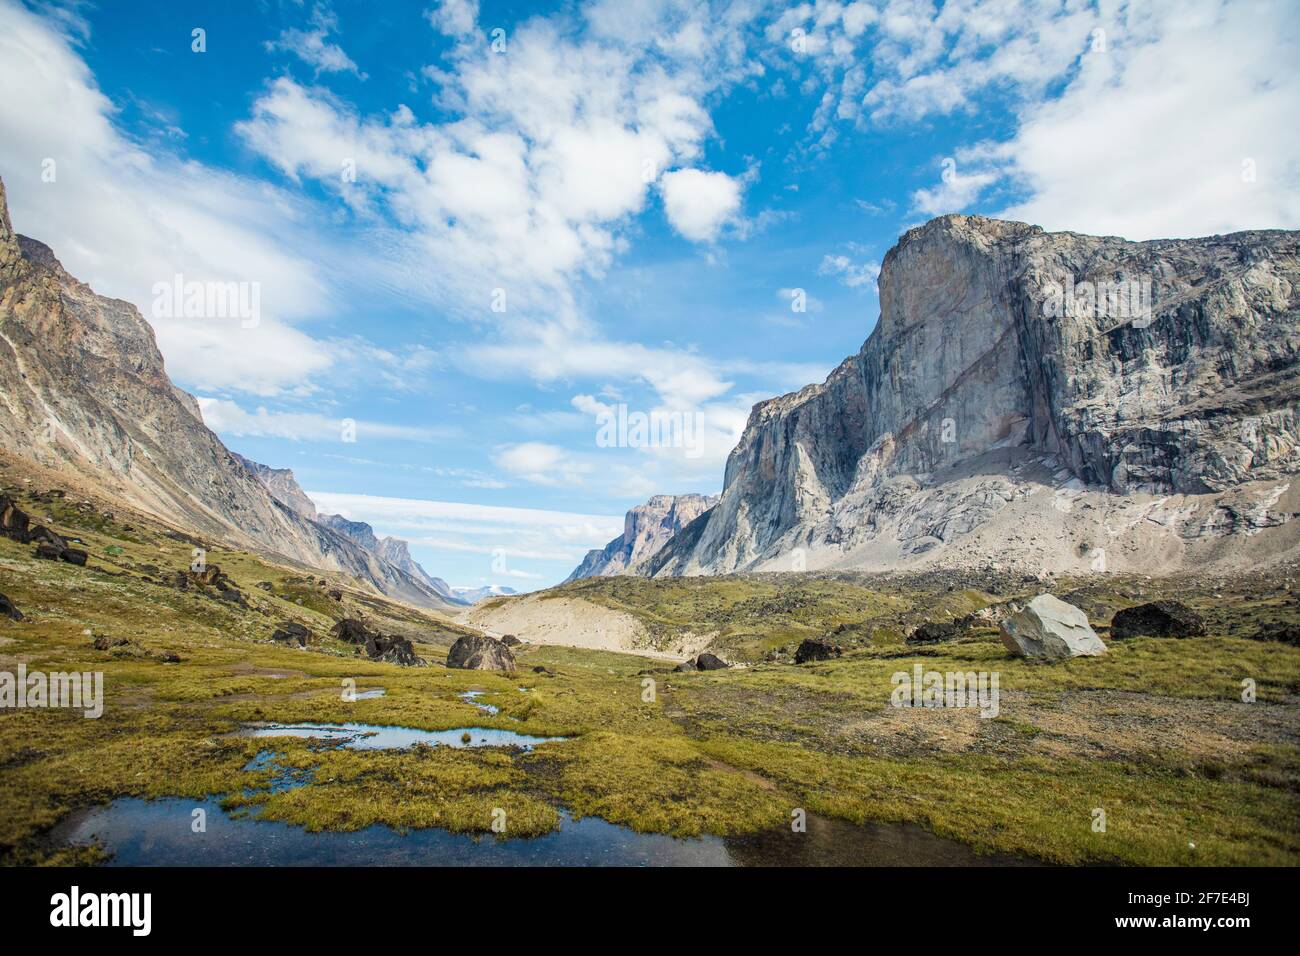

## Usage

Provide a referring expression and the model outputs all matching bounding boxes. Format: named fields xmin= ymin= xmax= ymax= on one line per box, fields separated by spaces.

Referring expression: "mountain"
xmin=643 ymin=214 xmax=1300 ymax=577
xmin=452 ymin=585 xmax=518 ymax=603
xmin=566 ymin=493 xmax=717 ymax=581
xmin=230 ymin=453 xmax=318 ymax=520
xmin=0 ymin=176 xmax=458 ymax=611
xmin=316 ymin=512 xmax=464 ymax=605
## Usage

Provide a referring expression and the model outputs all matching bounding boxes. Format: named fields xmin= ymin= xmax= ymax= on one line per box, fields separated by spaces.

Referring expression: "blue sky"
xmin=1 ymin=0 xmax=1296 ymax=589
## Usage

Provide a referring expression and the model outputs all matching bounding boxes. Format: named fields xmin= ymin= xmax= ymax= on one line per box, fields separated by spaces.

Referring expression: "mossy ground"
xmin=1 ymin=473 xmax=1297 ymax=866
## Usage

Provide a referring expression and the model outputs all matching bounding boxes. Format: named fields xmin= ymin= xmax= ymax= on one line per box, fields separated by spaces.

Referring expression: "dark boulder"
xmin=327 ymin=588 xmax=343 ymax=601
xmin=0 ymin=591 xmax=23 ymax=621
xmin=331 ymin=618 xmax=372 ymax=645
xmin=907 ymin=621 xmax=959 ymax=645
xmin=367 ymin=633 xmax=423 ymax=666
xmin=447 ymin=634 xmax=516 ymax=672
xmin=532 ymin=665 xmax=554 ymax=676
xmin=1252 ymin=622 xmax=1300 ymax=646
xmin=60 ymin=548 xmax=88 ymax=566
xmin=0 ymin=495 xmax=31 ymax=541
xmin=92 ymin=635 xmax=131 ymax=650
xmin=676 ymin=652 xmax=728 ymax=672
xmin=500 ymin=634 xmax=522 ymax=646
xmin=794 ymin=638 xmax=842 ymax=664
xmin=34 ymin=542 xmax=63 ymax=561
xmin=272 ymin=621 xmax=311 ymax=647
xmin=1110 ymin=601 xmax=1207 ymax=640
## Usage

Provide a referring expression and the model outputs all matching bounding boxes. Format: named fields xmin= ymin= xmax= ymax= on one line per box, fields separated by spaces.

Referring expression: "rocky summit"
xmin=640 ymin=215 xmax=1300 ymax=579
xmin=567 ymin=493 xmax=717 ymax=581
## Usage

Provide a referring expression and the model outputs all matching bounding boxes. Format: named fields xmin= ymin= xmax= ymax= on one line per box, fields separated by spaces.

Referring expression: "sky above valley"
xmin=1 ymin=0 xmax=1296 ymax=589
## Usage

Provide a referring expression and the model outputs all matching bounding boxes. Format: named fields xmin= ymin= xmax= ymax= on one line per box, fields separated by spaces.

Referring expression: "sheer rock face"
xmin=0 ymin=177 xmax=458 ymax=610
xmin=566 ymin=493 xmax=718 ymax=581
xmin=648 ymin=215 xmax=1300 ymax=577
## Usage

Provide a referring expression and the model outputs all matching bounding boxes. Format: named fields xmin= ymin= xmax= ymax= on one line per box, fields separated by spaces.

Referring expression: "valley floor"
xmin=1 ymin=471 xmax=1297 ymax=866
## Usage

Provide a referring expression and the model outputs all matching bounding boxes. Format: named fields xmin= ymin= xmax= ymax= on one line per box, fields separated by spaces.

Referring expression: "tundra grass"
xmin=1 ymin=478 xmax=1298 ymax=865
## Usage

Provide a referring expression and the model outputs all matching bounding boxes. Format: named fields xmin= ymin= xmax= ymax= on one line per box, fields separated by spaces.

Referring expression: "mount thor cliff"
xmin=597 ymin=215 xmax=1300 ymax=580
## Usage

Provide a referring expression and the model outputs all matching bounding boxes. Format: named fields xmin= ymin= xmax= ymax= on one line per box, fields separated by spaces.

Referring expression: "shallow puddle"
xmin=54 ymin=797 xmax=1034 ymax=867
xmin=458 ymin=690 xmax=498 ymax=715
xmin=241 ymin=721 xmax=563 ymax=751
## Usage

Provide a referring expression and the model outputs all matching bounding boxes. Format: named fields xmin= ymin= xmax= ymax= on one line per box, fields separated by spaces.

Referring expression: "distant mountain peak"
xmin=565 ymin=493 xmax=717 ymax=582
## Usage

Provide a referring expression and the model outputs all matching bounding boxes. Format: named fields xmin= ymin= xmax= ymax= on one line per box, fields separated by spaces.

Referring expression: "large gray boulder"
xmin=1000 ymin=594 xmax=1106 ymax=661
xmin=447 ymin=634 xmax=516 ymax=672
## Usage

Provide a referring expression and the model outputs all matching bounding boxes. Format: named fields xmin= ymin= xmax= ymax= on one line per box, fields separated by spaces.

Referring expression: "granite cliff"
xmin=644 ymin=215 xmax=1300 ymax=577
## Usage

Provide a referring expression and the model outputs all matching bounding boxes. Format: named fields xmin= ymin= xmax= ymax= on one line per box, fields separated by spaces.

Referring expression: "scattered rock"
xmin=675 ymin=652 xmax=728 ymax=672
xmin=331 ymin=618 xmax=371 ymax=645
xmin=365 ymin=632 xmax=423 ymax=667
xmin=0 ymin=591 xmax=22 ymax=621
xmin=0 ymin=494 xmax=31 ymax=540
xmin=500 ymin=634 xmax=522 ymax=646
xmin=329 ymin=618 xmax=424 ymax=665
xmin=447 ymin=634 xmax=516 ymax=672
xmin=1000 ymin=594 xmax=1106 ymax=661
xmin=327 ymin=588 xmax=343 ymax=601
xmin=256 ymin=581 xmax=274 ymax=591
xmin=33 ymin=542 xmax=63 ymax=561
xmin=91 ymin=635 xmax=130 ymax=650
xmin=1110 ymin=601 xmax=1208 ymax=640
xmin=1252 ymin=622 xmax=1300 ymax=646
xmin=271 ymin=621 xmax=311 ymax=647
xmin=907 ymin=621 xmax=959 ymax=645
xmin=794 ymin=638 xmax=842 ymax=664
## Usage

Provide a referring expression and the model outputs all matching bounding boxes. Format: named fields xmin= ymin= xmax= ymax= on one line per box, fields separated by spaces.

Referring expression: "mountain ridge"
xmin=0 ymin=176 xmax=459 ymax=611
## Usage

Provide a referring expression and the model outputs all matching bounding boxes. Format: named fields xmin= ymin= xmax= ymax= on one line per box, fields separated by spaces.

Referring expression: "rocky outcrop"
xmin=0 ymin=178 xmax=458 ymax=611
xmin=232 ymin=454 xmax=318 ymax=519
xmin=566 ymin=494 xmax=717 ymax=581
xmin=1110 ymin=601 xmax=1207 ymax=639
xmin=644 ymin=215 xmax=1300 ymax=577
xmin=317 ymin=513 xmax=463 ymax=606
xmin=1000 ymin=595 xmax=1106 ymax=660
xmin=446 ymin=634 xmax=516 ymax=672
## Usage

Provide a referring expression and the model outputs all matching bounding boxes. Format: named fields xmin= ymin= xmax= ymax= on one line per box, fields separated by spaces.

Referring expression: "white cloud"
xmin=305 ymin=490 xmax=624 ymax=577
xmin=494 ymin=442 xmax=593 ymax=487
xmin=266 ymin=3 xmax=366 ymax=78
xmin=0 ymin=1 xmax=338 ymax=396
xmin=660 ymin=168 xmax=744 ymax=242
xmin=426 ymin=0 xmax=479 ymax=37
xmin=992 ymin=0 xmax=1300 ymax=238
xmin=818 ymin=253 xmax=881 ymax=289
xmin=196 ymin=398 xmax=456 ymax=443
